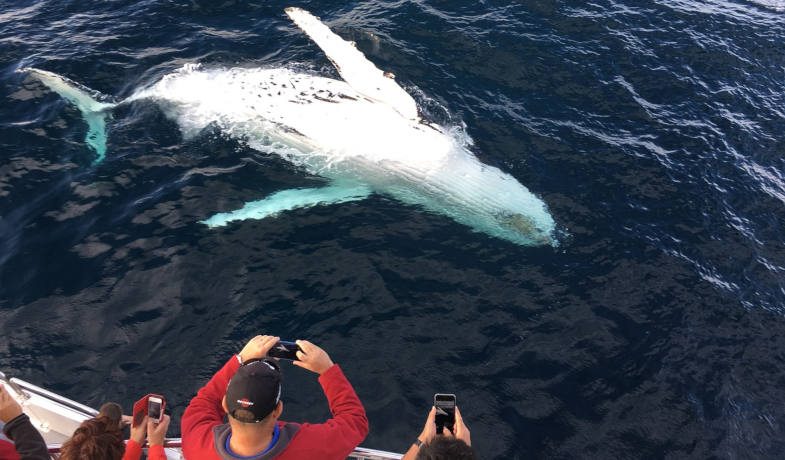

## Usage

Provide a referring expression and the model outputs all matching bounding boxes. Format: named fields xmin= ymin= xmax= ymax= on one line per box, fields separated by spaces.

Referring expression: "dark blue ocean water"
xmin=2 ymin=0 xmax=785 ymax=458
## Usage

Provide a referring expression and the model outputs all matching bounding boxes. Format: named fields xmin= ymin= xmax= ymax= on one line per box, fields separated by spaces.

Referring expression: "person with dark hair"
xmin=401 ymin=405 xmax=477 ymax=460
xmin=58 ymin=415 xmax=125 ymax=460
xmin=57 ymin=400 xmax=170 ymax=460
xmin=181 ymin=334 xmax=368 ymax=460
xmin=415 ymin=437 xmax=477 ymax=460
xmin=98 ymin=402 xmax=124 ymax=428
xmin=0 ymin=385 xmax=48 ymax=460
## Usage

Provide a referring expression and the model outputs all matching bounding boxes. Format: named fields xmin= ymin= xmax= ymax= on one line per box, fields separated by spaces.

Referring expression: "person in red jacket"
xmin=56 ymin=405 xmax=169 ymax=460
xmin=181 ymin=335 xmax=368 ymax=460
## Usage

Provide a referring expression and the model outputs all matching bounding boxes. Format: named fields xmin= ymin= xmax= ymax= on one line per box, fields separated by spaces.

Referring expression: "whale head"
xmin=496 ymin=212 xmax=554 ymax=246
xmin=372 ymin=144 xmax=557 ymax=247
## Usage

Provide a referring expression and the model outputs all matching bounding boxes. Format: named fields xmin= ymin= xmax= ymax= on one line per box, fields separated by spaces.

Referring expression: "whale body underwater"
xmin=23 ymin=7 xmax=557 ymax=246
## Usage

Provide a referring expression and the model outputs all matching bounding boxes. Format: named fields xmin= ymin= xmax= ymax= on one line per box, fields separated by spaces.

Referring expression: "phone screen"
xmin=434 ymin=394 xmax=456 ymax=435
xmin=267 ymin=341 xmax=302 ymax=361
xmin=148 ymin=397 xmax=163 ymax=423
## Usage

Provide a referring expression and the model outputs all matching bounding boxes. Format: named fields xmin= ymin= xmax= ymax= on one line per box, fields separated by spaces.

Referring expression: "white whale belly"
xmin=133 ymin=66 xmax=452 ymax=174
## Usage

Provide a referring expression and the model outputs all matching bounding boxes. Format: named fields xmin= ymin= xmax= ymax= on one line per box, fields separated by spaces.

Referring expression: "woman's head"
xmin=98 ymin=402 xmax=123 ymax=428
xmin=58 ymin=415 xmax=124 ymax=460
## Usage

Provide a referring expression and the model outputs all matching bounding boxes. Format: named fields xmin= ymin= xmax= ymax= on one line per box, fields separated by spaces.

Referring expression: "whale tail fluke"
xmin=20 ymin=68 xmax=117 ymax=164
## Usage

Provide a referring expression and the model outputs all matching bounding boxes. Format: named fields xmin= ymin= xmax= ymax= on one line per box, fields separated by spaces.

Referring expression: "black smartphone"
xmin=147 ymin=395 xmax=164 ymax=424
xmin=267 ymin=340 xmax=302 ymax=361
xmin=434 ymin=393 xmax=456 ymax=435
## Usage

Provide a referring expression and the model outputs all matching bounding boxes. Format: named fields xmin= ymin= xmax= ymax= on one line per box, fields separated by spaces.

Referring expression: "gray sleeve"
xmin=2 ymin=414 xmax=50 ymax=460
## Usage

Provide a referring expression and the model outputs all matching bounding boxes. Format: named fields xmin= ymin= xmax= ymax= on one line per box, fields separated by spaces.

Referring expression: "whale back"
xmin=131 ymin=65 xmax=452 ymax=173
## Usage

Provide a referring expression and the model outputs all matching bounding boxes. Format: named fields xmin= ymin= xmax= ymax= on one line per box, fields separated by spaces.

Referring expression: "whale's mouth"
xmin=497 ymin=212 xmax=550 ymax=245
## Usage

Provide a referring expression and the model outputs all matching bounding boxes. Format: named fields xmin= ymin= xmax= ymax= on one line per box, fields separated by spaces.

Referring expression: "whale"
xmin=21 ymin=7 xmax=557 ymax=246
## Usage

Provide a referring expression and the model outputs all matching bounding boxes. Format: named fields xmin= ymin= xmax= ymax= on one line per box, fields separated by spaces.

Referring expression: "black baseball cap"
xmin=225 ymin=358 xmax=282 ymax=423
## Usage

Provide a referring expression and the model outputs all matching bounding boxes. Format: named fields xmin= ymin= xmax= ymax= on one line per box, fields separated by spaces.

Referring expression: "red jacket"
xmin=181 ymin=356 xmax=368 ymax=460
xmin=0 ymin=439 xmax=20 ymax=460
xmin=122 ymin=440 xmax=166 ymax=460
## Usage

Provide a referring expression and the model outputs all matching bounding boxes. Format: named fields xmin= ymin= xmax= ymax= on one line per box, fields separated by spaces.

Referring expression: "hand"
xmin=446 ymin=406 xmax=471 ymax=446
xmin=417 ymin=406 xmax=438 ymax=444
xmin=130 ymin=415 xmax=148 ymax=445
xmin=121 ymin=414 xmax=133 ymax=427
xmin=147 ymin=414 xmax=170 ymax=446
xmin=0 ymin=386 xmax=23 ymax=423
xmin=292 ymin=340 xmax=334 ymax=375
xmin=239 ymin=335 xmax=280 ymax=363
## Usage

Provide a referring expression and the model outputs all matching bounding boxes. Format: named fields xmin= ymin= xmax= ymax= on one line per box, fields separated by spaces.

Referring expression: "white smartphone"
xmin=147 ymin=396 xmax=164 ymax=423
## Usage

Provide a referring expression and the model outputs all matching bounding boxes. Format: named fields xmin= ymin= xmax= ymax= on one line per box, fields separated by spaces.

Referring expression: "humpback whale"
xmin=21 ymin=7 xmax=556 ymax=246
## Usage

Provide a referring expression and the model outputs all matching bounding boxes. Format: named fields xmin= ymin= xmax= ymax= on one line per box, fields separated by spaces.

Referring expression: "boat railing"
xmin=0 ymin=371 xmax=29 ymax=402
xmin=3 ymin=374 xmax=99 ymax=419
xmin=44 ymin=439 xmax=402 ymax=459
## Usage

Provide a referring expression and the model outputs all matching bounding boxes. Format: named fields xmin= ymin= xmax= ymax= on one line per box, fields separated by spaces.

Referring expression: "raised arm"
xmin=0 ymin=386 xmax=49 ymax=460
xmin=181 ymin=335 xmax=279 ymax=458
xmin=293 ymin=340 xmax=369 ymax=457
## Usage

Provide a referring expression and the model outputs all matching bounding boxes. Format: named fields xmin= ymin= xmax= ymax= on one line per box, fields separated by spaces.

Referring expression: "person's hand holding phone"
xmin=147 ymin=414 xmax=170 ymax=446
xmin=447 ymin=406 xmax=471 ymax=446
xmin=0 ymin=386 xmax=22 ymax=423
xmin=130 ymin=415 xmax=148 ymax=445
xmin=293 ymin=340 xmax=334 ymax=375
xmin=416 ymin=406 xmax=438 ymax=445
xmin=239 ymin=335 xmax=280 ymax=363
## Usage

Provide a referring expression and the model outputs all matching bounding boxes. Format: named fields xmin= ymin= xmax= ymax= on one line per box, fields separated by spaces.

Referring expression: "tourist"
xmin=182 ymin=335 xmax=368 ymax=459
xmin=402 ymin=405 xmax=477 ymax=460
xmin=122 ymin=413 xmax=170 ymax=460
xmin=57 ymin=401 xmax=169 ymax=460
xmin=0 ymin=385 xmax=49 ymax=460
xmin=58 ymin=415 xmax=124 ymax=460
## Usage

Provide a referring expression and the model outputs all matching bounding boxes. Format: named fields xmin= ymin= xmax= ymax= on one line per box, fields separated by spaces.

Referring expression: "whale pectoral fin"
xmin=200 ymin=183 xmax=372 ymax=228
xmin=285 ymin=7 xmax=419 ymax=120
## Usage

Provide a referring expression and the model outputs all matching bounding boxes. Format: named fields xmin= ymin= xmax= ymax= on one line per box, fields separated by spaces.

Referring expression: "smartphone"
xmin=267 ymin=340 xmax=302 ymax=361
xmin=147 ymin=395 xmax=165 ymax=423
xmin=434 ymin=394 xmax=456 ymax=435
